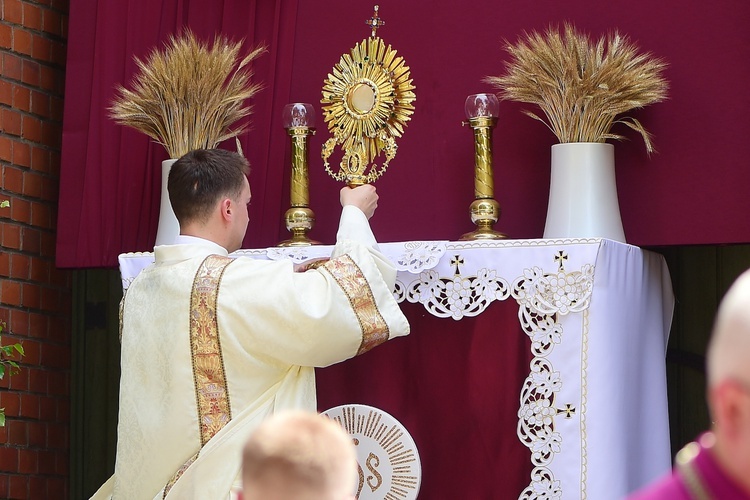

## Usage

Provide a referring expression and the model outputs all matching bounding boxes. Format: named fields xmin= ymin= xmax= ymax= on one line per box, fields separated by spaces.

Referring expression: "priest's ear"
xmin=219 ymin=197 xmax=233 ymax=222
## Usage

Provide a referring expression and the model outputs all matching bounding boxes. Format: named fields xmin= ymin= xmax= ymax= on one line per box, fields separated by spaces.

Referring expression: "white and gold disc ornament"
xmin=323 ymin=404 xmax=422 ymax=499
xmin=321 ymin=6 xmax=416 ymax=186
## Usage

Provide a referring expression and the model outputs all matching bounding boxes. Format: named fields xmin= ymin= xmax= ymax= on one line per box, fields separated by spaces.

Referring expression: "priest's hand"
xmin=340 ymin=185 xmax=378 ymax=219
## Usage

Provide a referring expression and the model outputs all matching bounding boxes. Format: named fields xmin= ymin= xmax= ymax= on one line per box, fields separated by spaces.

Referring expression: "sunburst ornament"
xmin=321 ymin=5 xmax=416 ymax=186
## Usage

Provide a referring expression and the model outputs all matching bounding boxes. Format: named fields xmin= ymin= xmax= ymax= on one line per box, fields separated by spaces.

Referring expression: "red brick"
xmin=41 ymin=121 xmax=61 ymax=148
xmin=23 ymin=4 xmax=43 ymax=31
xmin=38 ymin=450 xmax=57 ymax=476
xmin=42 ymin=9 xmax=62 ymax=37
xmin=9 ymin=308 xmax=29 ymax=336
xmin=55 ymin=454 xmax=68 ymax=475
xmin=0 ymin=472 xmax=7 ymax=496
xmin=40 ymin=176 xmax=57 ymax=201
xmin=22 ymin=115 xmax=42 ymax=143
xmin=38 ymin=65 xmax=57 ymax=92
xmin=0 ymin=81 xmax=11 ymax=106
xmin=17 ymin=448 xmax=37 ymax=474
xmin=0 ymin=251 xmax=9 ymax=277
xmin=20 ymin=226 xmax=41 ymax=253
xmin=10 ymin=198 xmax=31 ymax=225
xmin=0 ymin=447 xmax=19 ymax=472
xmin=22 ymin=283 xmax=41 ymax=309
xmin=19 ymin=394 xmax=39 ymax=419
xmin=0 ymin=136 xmax=11 ymax=161
xmin=21 ymin=60 xmax=39 ymax=86
xmin=13 ymin=141 xmax=31 ymax=168
xmin=31 ymin=35 xmax=51 ymax=62
xmin=42 ymin=343 xmax=69 ymax=370
xmin=1 ymin=280 xmax=22 ymax=306
xmin=9 ymin=253 xmax=30 ymax=279
xmin=39 ymin=396 xmax=55 ymax=421
xmin=48 ymin=265 xmax=68 ymax=288
xmin=20 ymin=339 xmax=40 ymax=366
xmin=12 ymin=28 xmax=32 ymax=56
xmin=11 ymin=84 xmax=30 ymax=112
xmin=29 ymin=257 xmax=49 ymax=282
xmin=47 ymin=477 xmax=65 ymax=498
xmin=28 ymin=368 xmax=47 ymax=394
xmin=21 ymin=170 xmax=41 ymax=198
xmin=5 ymin=0 xmax=23 ymax=25
xmin=40 ymin=231 xmax=55 ymax=258
xmin=28 ymin=476 xmax=45 ymax=499
xmin=47 ymin=372 xmax=66 ymax=397
xmin=30 ymin=146 xmax=47 ymax=172
xmin=56 ymin=397 xmax=69 ymax=422
xmin=50 ymin=96 xmax=63 ymax=121
xmin=0 ymin=24 xmax=12 ymax=50
xmin=3 ymin=165 xmax=24 ymax=192
xmin=27 ymin=422 xmax=46 ymax=448
xmin=49 ymin=151 xmax=60 ymax=175
xmin=2 ymin=108 xmax=22 ymax=136
xmin=47 ymin=423 xmax=67 ymax=449
xmin=30 ymin=90 xmax=49 ymax=117
xmin=2 ymin=223 xmax=22 ymax=250
xmin=30 ymin=200 xmax=51 ymax=228
xmin=28 ymin=313 xmax=48 ymax=338
xmin=0 ymin=392 xmax=21 ymax=418
xmin=51 ymin=40 xmax=66 ymax=67
xmin=8 ymin=474 xmax=27 ymax=499
xmin=2 ymin=53 xmax=22 ymax=81
xmin=7 ymin=420 xmax=28 ymax=446
xmin=8 ymin=368 xmax=28 ymax=391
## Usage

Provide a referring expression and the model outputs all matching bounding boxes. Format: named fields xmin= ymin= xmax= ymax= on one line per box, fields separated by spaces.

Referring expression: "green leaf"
xmin=0 ymin=364 xmax=4 ymax=379
xmin=0 ymin=409 xmax=5 ymax=427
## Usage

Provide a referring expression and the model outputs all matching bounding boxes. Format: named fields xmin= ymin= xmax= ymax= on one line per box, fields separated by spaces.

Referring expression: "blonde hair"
xmin=242 ymin=411 xmax=357 ymax=500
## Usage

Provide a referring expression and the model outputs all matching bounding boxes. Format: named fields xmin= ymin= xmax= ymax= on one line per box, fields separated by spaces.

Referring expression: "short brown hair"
xmin=167 ymin=149 xmax=250 ymax=225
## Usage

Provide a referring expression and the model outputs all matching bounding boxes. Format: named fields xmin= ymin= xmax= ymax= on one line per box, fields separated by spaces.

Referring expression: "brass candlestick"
xmin=279 ymin=103 xmax=319 ymax=247
xmin=460 ymin=93 xmax=506 ymax=240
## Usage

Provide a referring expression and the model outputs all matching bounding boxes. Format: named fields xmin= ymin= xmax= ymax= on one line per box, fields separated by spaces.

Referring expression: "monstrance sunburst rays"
xmin=321 ymin=7 xmax=416 ymax=185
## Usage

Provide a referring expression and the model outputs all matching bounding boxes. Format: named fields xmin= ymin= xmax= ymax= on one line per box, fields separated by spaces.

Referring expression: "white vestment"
xmin=92 ymin=206 xmax=410 ymax=499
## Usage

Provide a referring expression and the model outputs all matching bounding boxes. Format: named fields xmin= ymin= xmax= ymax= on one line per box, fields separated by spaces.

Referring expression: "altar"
xmin=119 ymin=237 xmax=673 ymax=499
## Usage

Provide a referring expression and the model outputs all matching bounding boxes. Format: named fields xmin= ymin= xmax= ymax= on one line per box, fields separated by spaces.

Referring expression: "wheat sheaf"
xmin=110 ymin=29 xmax=265 ymax=158
xmin=487 ymin=24 xmax=668 ymax=154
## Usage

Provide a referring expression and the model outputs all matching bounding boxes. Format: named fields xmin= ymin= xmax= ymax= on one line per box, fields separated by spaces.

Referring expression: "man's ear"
xmin=220 ymin=197 xmax=233 ymax=222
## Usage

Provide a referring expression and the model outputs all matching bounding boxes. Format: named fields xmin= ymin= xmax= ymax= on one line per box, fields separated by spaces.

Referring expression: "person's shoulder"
xmin=627 ymin=470 xmax=690 ymax=500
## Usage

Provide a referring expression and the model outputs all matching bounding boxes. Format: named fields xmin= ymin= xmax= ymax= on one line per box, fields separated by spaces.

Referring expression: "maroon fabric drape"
xmin=317 ymin=300 xmax=533 ymax=499
xmin=56 ymin=0 xmax=299 ymax=267
xmin=58 ymin=0 xmax=750 ymax=267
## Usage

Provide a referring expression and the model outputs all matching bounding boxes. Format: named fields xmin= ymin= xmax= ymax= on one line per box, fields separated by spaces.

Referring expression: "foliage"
xmin=486 ymin=24 xmax=668 ymax=153
xmin=109 ymin=29 xmax=265 ymax=158
xmin=0 ymin=321 xmax=24 ymax=426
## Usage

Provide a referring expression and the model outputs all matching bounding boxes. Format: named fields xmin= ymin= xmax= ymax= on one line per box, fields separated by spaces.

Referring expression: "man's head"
xmin=705 ymin=269 xmax=750 ymax=490
xmin=241 ymin=411 xmax=357 ymax=500
xmin=168 ymin=149 xmax=250 ymax=252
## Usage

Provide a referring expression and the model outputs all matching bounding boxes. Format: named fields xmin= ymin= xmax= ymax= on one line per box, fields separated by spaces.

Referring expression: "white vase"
xmin=543 ymin=142 xmax=626 ymax=242
xmin=155 ymin=158 xmax=180 ymax=246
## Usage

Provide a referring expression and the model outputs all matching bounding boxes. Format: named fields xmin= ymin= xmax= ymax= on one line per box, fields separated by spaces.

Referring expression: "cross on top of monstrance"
xmin=366 ymin=5 xmax=385 ymax=38
xmin=321 ymin=6 xmax=416 ymax=186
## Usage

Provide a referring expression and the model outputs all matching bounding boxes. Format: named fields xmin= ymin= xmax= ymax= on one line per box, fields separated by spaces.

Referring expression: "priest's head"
xmin=168 ymin=149 xmax=251 ymax=252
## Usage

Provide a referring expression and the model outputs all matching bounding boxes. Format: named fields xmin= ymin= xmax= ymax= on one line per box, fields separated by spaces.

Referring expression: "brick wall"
xmin=0 ymin=0 xmax=71 ymax=498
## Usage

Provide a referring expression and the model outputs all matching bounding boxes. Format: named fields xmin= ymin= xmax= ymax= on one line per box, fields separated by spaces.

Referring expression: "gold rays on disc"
xmin=321 ymin=35 xmax=415 ymax=185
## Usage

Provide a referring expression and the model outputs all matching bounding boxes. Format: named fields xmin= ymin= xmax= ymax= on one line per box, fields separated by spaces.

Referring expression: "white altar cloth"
xmin=119 ymin=238 xmax=673 ymax=499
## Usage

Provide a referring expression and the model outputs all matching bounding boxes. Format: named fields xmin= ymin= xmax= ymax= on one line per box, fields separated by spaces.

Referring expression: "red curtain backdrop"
xmin=57 ymin=0 xmax=750 ymax=268
xmin=316 ymin=300 xmax=533 ymax=500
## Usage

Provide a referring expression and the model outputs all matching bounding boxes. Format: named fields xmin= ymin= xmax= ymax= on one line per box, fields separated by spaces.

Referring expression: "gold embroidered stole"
xmin=321 ymin=254 xmax=390 ymax=355
xmin=164 ymin=254 xmax=234 ymax=497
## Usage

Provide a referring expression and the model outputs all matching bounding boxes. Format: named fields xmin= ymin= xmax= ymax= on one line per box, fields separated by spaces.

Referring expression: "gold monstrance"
xmin=321 ymin=6 xmax=416 ymax=186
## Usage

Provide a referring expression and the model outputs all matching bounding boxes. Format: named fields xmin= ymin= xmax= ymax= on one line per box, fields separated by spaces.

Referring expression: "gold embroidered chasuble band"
xmin=322 ymin=254 xmax=390 ymax=355
xmin=165 ymin=254 xmax=234 ymax=496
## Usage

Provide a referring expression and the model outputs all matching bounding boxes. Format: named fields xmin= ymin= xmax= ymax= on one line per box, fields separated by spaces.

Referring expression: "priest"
xmin=92 ymin=148 xmax=410 ymax=499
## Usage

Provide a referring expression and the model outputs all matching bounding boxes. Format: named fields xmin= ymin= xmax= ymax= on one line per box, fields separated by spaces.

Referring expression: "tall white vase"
xmin=543 ymin=142 xmax=626 ymax=242
xmin=155 ymin=158 xmax=179 ymax=246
